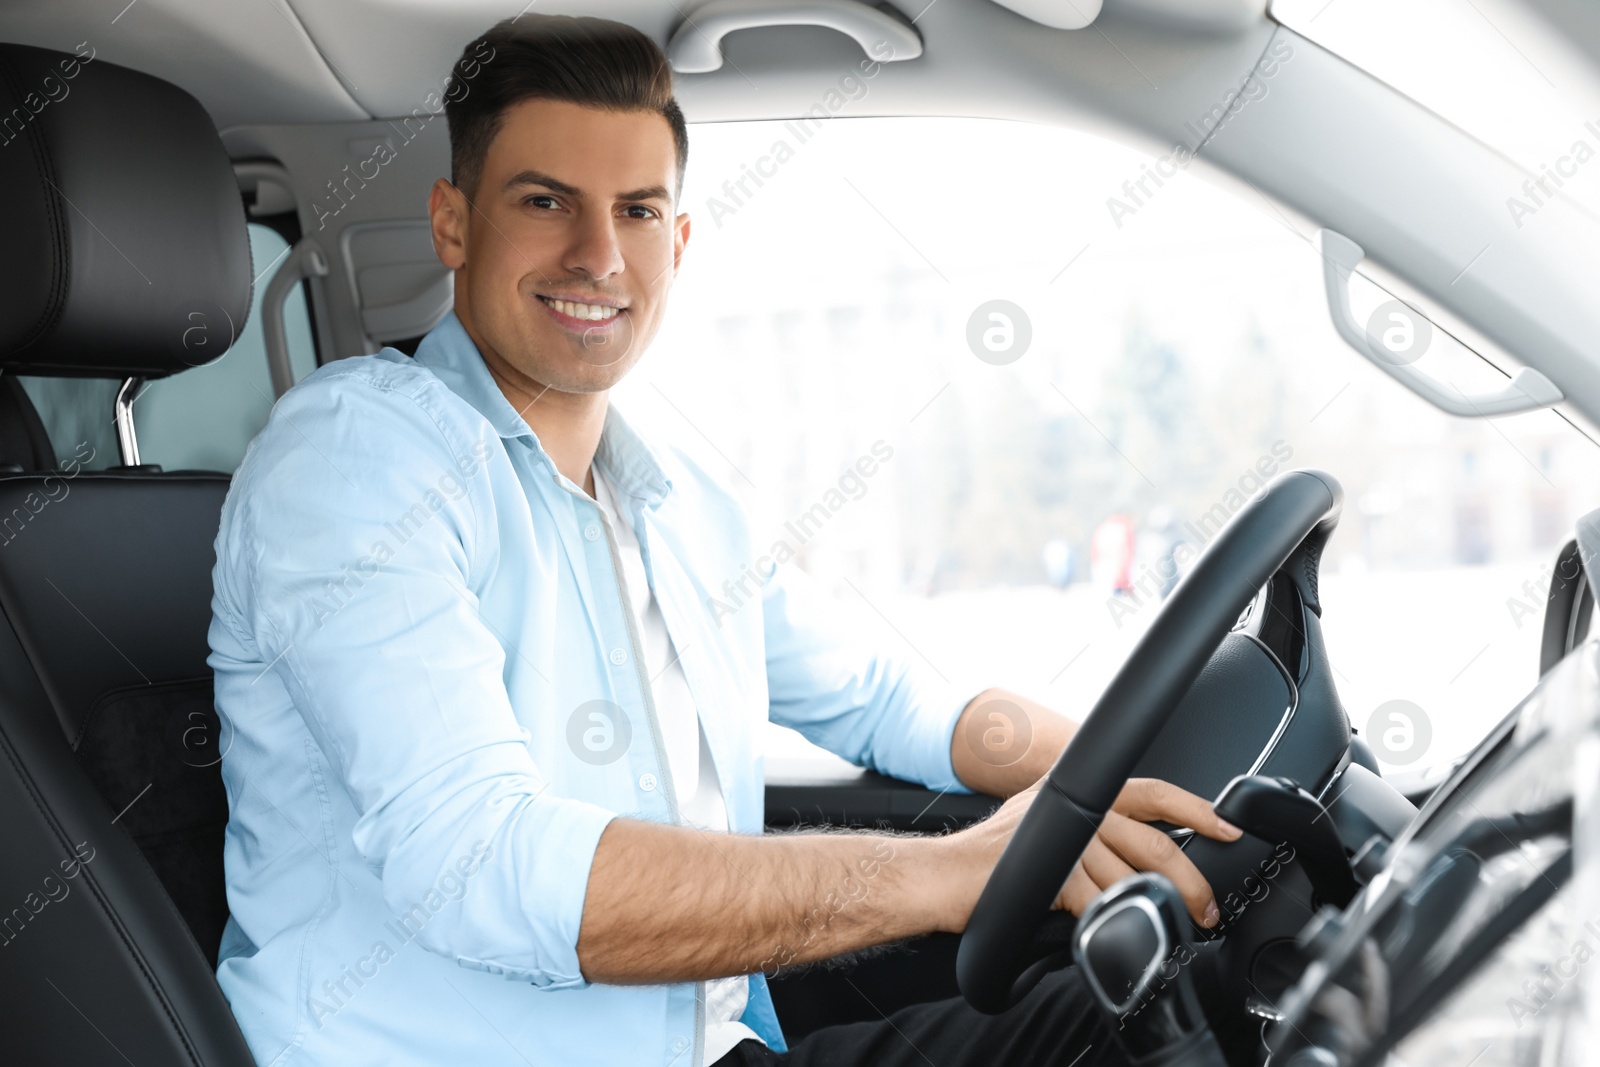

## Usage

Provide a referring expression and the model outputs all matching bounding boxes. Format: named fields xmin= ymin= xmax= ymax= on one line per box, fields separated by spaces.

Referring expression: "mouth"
xmin=536 ymin=293 xmax=627 ymax=333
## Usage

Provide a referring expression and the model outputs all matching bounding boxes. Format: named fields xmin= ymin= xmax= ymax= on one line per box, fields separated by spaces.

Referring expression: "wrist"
xmin=901 ymin=833 xmax=978 ymax=935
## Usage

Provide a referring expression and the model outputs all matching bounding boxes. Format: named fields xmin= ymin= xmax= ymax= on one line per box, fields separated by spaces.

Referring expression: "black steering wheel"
xmin=956 ymin=468 xmax=1344 ymax=1013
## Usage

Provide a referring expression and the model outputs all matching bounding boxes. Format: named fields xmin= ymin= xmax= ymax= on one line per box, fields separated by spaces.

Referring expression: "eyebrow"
xmin=617 ymin=183 xmax=673 ymax=204
xmin=504 ymin=169 xmax=672 ymax=204
xmin=505 ymin=169 xmax=580 ymax=196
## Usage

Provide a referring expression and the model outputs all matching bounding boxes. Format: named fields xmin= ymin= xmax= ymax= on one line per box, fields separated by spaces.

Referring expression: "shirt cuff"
xmin=455 ymin=796 xmax=617 ymax=990
xmin=911 ymin=681 xmax=988 ymax=796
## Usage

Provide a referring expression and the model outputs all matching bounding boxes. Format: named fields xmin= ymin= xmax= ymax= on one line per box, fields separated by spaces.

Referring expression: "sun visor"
xmin=987 ymin=0 xmax=1265 ymax=33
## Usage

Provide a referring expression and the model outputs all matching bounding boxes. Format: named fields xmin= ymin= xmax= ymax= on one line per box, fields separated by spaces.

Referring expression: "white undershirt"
xmin=592 ymin=466 xmax=763 ymax=1064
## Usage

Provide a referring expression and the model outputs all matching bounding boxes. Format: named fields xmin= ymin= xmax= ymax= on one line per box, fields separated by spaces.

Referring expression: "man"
xmin=209 ymin=15 xmax=1240 ymax=1067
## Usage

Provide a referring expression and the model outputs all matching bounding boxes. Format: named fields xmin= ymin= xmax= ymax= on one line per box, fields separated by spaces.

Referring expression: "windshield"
xmin=615 ymin=115 xmax=1600 ymax=784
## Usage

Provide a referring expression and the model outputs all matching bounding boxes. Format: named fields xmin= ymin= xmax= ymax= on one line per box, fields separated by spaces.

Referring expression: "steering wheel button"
xmin=1351 ymin=834 xmax=1391 ymax=883
xmin=1296 ymin=906 xmax=1346 ymax=957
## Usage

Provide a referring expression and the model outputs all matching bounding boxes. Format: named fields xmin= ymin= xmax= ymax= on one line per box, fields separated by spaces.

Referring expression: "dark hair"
xmin=443 ymin=15 xmax=689 ymax=200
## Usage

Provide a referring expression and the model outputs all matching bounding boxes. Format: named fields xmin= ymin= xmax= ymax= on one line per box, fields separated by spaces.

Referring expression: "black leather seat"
xmin=0 ymin=43 xmax=258 ymax=1066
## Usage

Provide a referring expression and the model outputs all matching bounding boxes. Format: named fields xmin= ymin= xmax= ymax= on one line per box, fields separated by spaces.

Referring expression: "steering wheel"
xmin=956 ymin=468 xmax=1344 ymax=1013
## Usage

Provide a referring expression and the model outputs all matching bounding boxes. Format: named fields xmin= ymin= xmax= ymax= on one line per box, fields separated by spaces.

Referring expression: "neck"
xmin=460 ymin=318 xmax=605 ymax=498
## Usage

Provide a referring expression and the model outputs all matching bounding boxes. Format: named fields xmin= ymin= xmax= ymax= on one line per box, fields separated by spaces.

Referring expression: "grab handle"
xmin=667 ymin=0 xmax=922 ymax=74
xmin=1318 ymin=229 xmax=1561 ymax=418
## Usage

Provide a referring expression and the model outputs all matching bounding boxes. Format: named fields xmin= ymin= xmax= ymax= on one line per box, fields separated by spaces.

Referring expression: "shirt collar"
xmin=413 ymin=311 xmax=672 ymax=506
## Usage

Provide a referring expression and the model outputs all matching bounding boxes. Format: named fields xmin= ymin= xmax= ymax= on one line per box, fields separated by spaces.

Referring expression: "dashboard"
xmin=1269 ymin=640 xmax=1595 ymax=1066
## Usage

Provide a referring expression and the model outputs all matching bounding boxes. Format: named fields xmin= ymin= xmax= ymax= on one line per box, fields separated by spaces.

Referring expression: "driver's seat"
xmin=0 ymin=44 xmax=257 ymax=1066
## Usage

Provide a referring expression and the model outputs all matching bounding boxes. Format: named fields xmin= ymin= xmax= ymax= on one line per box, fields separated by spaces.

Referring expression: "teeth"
xmin=541 ymin=296 xmax=621 ymax=322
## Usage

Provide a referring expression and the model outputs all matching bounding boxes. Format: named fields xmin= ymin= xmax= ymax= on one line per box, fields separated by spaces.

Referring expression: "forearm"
xmin=950 ymin=686 xmax=1077 ymax=797
xmin=576 ymin=817 xmax=956 ymax=984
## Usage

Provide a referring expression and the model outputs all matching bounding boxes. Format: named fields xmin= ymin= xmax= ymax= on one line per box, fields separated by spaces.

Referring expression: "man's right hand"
xmin=935 ymin=776 xmax=1243 ymax=933
xmin=576 ymin=777 xmax=1240 ymax=984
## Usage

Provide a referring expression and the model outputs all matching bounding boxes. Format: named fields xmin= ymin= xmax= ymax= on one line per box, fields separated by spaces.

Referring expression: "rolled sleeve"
xmin=231 ymin=370 xmax=614 ymax=988
xmin=761 ymin=563 xmax=980 ymax=794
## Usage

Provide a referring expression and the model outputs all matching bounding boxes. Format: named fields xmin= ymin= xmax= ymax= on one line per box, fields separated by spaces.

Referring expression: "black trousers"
xmin=714 ymin=966 xmax=1124 ymax=1067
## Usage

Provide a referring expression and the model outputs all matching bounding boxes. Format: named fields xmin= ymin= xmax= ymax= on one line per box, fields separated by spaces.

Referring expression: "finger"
xmin=1080 ymin=836 xmax=1138 ymax=893
xmin=1058 ymin=862 xmax=1102 ymax=916
xmin=1114 ymin=778 xmax=1243 ymax=843
xmin=1096 ymin=811 xmax=1220 ymax=927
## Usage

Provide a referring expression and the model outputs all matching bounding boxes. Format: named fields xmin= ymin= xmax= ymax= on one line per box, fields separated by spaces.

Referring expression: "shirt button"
xmin=671 ymin=1036 xmax=689 ymax=1054
xmin=584 ymin=522 xmax=601 ymax=541
xmin=639 ymin=773 xmax=658 ymax=792
xmin=609 ymin=647 xmax=627 ymax=665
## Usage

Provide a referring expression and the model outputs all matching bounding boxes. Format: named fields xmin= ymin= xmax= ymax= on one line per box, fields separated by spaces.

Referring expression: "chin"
xmin=542 ymin=358 xmax=630 ymax=395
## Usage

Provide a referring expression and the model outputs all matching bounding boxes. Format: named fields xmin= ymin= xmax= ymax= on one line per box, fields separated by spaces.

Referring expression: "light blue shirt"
xmin=208 ymin=312 xmax=976 ymax=1067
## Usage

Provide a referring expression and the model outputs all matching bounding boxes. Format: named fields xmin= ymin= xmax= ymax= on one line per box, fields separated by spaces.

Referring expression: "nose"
xmin=562 ymin=209 xmax=626 ymax=281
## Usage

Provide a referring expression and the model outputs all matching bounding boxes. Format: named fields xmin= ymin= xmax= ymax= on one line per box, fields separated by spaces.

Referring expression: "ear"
xmin=670 ymin=209 xmax=691 ymax=281
xmin=429 ymin=178 xmax=469 ymax=270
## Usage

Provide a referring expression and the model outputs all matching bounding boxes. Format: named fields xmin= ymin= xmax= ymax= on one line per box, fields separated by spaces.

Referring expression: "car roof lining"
xmin=5 ymin=0 xmax=1599 ymax=439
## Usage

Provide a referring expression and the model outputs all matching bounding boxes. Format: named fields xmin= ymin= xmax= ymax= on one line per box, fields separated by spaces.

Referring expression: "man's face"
xmin=430 ymin=98 xmax=689 ymax=397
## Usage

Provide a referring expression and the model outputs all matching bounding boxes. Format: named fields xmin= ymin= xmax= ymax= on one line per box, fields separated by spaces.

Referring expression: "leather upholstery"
xmin=0 ymin=44 xmax=252 ymax=379
xmin=0 ymin=473 xmax=253 ymax=1065
xmin=0 ymin=42 xmax=257 ymax=1067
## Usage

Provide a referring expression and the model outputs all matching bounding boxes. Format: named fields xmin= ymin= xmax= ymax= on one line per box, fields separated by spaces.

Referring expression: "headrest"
xmin=0 ymin=44 xmax=251 ymax=379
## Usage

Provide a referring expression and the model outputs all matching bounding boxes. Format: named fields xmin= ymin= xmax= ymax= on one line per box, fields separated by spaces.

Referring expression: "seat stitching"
xmin=0 ymin=711 xmax=211 ymax=1066
xmin=71 ymin=674 xmax=212 ymax=753
xmin=0 ymin=56 xmax=70 ymax=354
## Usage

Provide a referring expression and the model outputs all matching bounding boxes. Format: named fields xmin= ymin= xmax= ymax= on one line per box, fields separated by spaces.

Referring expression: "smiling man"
xmin=208 ymin=15 xmax=1239 ymax=1067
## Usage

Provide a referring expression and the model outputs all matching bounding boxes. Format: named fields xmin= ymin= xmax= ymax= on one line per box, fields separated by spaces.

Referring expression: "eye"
xmin=622 ymin=204 xmax=660 ymax=220
xmin=524 ymin=194 xmax=561 ymax=210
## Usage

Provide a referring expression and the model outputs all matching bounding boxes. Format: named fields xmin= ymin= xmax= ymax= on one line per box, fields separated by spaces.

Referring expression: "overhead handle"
xmin=1318 ymin=229 xmax=1562 ymax=418
xmin=667 ymin=0 xmax=922 ymax=74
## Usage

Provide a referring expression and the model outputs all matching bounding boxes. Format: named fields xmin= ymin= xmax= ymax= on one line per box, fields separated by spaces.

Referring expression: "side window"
xmin=14 ymin=377 xmax=119 ymax=471
xmin=133 ymin=223 xmax=318 ymax=472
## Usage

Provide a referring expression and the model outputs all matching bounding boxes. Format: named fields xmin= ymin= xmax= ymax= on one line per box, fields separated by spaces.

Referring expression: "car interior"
xmin=1 ymin=1 xmax=1598 ymax=1065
